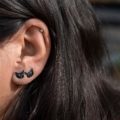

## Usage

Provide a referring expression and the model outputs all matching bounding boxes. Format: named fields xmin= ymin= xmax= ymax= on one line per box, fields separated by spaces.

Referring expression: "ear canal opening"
xmin=21 ymin=40 xmax=36 ymax=58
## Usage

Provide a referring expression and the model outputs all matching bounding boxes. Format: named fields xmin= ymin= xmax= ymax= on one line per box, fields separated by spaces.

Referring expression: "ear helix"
xmin=15 ymin=68 xmax=34 ymax=79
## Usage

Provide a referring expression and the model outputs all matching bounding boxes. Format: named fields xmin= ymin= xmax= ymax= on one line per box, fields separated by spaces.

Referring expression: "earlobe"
xmin=15 ymin=68 xmax=34 ymax=79
xmin=12 ymin=19 xmax=51 ymax=85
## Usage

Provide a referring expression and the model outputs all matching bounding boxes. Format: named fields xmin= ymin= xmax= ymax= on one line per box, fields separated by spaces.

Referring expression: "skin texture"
xmin=0 ymin=19 xmax=51 ymax=119
xmin=0 ymin=42 xmax=19 ymax=118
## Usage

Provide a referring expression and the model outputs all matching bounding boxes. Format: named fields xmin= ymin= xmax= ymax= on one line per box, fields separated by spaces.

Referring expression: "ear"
xmin=12 ymin=19 xmax=51 ymax=85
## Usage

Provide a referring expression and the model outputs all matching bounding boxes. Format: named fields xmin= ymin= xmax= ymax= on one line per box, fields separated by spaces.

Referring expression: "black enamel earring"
xmin=24 ymin=69 xmax=34 ymax=78
xmin=15 ymin=70 xmax=25 ymax=79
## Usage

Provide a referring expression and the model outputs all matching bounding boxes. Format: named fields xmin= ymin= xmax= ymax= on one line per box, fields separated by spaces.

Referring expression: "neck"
xmin=0 ymin=80 xmax=21 ymax=119
xmin=0 ymin=95 xmax=12 ymax=119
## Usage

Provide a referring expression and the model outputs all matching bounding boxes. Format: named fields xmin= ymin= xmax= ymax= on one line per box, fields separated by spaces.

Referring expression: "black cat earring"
xmin=15 ymin=70 xmax=25 ymax=79
xmin=15 ymin=69 xmax=34 ymax=79
xmin=24 ymin=69 xmax=34 ymax=78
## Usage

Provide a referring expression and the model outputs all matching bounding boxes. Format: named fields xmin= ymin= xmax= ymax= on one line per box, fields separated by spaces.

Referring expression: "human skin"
xmin=0 ymin=19 xmax=51 ymax=119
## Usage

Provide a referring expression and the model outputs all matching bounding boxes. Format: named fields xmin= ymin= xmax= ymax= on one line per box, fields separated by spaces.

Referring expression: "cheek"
xmin=0 ymin=53 xmax=14 ymax=87
xmin=0 ymin=52 xmax=18 ymax=109
xmin=0 ymin=42 xmax=22 ymax=108
xmin=0 ymin=43 xmax=21 ymax=87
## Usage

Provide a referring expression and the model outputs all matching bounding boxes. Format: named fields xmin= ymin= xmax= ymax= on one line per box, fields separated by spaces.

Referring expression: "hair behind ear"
xmin=1 ymin=0 xmax=120 ymax=120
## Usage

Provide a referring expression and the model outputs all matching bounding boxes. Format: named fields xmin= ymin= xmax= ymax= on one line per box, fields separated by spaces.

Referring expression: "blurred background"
xmin=91 ymin=0 xmax=120 ymax=88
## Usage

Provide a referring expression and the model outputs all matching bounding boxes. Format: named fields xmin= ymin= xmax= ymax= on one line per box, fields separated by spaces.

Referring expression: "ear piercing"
xmin=39 ymin=29 xmax=44 ymax=33
xmin=15 ymin=69 xmax=34 ymax=79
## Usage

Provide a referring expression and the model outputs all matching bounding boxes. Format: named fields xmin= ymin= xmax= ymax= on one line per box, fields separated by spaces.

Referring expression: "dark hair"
xmin=0 ymin=0 xmax=120 ymax=120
